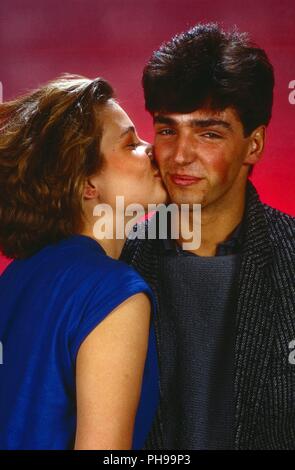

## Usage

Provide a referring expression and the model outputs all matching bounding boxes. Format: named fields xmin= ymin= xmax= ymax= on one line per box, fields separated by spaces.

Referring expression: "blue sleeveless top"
xmin=0 ymin=235 xmax=159 ymax=450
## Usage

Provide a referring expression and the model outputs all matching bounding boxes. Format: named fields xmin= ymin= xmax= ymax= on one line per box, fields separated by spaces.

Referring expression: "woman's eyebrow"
xmin=119 ymin=126 xmax=136 ymax=139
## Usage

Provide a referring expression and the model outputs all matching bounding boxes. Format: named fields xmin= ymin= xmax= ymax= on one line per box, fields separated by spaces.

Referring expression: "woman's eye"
xmin=127 ymin=142 xmax=139 ymax=148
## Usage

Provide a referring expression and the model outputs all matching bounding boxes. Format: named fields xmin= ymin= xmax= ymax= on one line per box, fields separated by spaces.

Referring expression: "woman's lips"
xmin=170 ymin=174 xmax=202 ymax=186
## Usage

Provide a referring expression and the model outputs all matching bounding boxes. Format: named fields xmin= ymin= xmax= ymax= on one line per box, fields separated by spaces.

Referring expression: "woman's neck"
xmin=80 ymin=227 xmax=126 ymax=260
xmin=81 ymin=213 xmax=140 ymax=260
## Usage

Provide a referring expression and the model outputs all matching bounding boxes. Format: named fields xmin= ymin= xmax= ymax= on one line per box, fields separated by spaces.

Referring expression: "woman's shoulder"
xmin=52 ymin=235 xmax=152 ymax=298
xmin=60 ymin=235 xmax=148 ymax=286
xmin=1 ymin=235 xmax=149 ymax=295
xmin=61 ymin=239 xmax=154 ymax=362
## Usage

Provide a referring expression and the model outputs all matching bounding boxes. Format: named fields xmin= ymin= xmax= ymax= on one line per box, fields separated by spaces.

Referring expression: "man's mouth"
xmin=170 ymin=174 xmax=202 ymax=186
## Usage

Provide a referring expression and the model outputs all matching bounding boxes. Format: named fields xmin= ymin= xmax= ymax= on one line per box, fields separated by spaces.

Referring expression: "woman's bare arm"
xmin=74 ymin=292 xmax=151 ymax=450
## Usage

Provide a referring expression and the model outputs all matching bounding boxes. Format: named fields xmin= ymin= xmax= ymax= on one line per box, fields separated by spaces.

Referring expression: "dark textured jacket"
xmin=120 ymin=181 xmax=295 ymax=450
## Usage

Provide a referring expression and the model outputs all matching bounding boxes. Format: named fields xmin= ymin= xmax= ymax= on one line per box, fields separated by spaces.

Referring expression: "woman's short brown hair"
xmin=0 ymin=74 xmax=114 ymax=259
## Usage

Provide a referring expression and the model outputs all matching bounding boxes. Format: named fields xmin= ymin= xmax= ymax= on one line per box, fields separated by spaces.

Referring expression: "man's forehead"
xmin=153 ymin=107 xmax=237 ymax=123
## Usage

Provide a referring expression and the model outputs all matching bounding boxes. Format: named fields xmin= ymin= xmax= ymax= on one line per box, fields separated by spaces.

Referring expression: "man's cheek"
xmin=211 ymin=157 xmax=230 ymax=185
xmin=154 ymin=142 xmax=170 ymax=161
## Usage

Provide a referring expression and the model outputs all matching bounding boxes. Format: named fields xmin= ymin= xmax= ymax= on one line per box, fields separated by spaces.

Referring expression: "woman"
xmin=0 ymin=74 xmax=167 ymax=449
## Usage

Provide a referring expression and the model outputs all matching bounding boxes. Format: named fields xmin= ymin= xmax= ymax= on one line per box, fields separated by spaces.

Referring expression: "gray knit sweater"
xmin=156 ymin=252 xmax=240 ymax=449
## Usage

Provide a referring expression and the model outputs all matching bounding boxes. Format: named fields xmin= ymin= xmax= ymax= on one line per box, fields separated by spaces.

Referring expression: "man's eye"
xmin=156 ymin=128 xmax=175 ymax=136
xmin=202 ymin=132 xmax=222 ymax=139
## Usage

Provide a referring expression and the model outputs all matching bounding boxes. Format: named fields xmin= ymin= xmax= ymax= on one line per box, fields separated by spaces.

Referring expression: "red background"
xmin=1 ymin=0 xmax=294 ymax=273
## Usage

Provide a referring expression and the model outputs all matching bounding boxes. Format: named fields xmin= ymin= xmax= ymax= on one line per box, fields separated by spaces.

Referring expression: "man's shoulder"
xmin=260 ymin=204 xmax=295 ymax=269
xmin=263 ymin=203 xmax=295 ymax=223
xmin=263 ymin=203 xmax=295 ymax=241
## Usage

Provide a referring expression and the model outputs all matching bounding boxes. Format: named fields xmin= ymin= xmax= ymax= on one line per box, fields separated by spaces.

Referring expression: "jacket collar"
xmin=240 ymin=180 xmax=273 ymax=268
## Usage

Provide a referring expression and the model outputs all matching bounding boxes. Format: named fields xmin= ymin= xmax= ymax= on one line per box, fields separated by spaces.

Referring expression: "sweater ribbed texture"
xmin=155 ymin=253 xmax=239 ymax=449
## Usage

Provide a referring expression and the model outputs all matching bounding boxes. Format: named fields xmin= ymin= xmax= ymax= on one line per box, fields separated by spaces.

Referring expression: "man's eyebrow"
xmin=119 ymin=126 xmax=135 ymax=138
xmin=153 ymin=115 xmax=176 ymax=126
xmin=154 ymin=115 xmax=233 ymax=131
xmin=190 ymin=119 xmax=233 ymax=131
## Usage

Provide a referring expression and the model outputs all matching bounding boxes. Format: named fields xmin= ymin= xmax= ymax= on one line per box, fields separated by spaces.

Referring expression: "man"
xmin=120 ymin=23 xmax=295 ymax=450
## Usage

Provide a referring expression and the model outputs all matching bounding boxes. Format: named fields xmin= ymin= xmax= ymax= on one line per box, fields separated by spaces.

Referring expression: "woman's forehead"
xmin=101 ymin=100 xmax=134 ymax=133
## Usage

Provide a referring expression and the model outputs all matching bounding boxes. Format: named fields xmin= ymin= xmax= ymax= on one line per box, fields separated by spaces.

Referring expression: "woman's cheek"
xmin=111 ymin=158 xmax=136 ymax=177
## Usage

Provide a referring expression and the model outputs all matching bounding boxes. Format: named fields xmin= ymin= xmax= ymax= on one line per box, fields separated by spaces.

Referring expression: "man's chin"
xmin=166 ymin=188 xmax=206 ymax=206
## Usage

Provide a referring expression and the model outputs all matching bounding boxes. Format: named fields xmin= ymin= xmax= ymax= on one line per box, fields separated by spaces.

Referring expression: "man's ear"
xmin=83 ymin=178 xmax=100 ymax=200
xmin=244 ymin=126 xmax=266 ymax=165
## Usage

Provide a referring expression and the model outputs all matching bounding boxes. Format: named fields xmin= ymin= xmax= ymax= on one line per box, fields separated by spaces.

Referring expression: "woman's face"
xmin=92 ymin=100 xmax=167 ymax=209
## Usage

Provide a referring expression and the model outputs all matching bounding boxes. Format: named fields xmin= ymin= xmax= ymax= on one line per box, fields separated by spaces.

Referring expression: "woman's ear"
xmin=83 ymin=178 xmax=100 ymax=200
xmin=244 ymin=126 xmax=266 ymax=165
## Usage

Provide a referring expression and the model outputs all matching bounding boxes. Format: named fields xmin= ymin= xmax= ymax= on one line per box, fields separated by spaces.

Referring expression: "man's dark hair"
xmin=142 ymin=23 xmax=274 ymax=138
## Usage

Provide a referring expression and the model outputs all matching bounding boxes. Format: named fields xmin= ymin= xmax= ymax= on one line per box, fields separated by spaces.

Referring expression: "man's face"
xmin=153 ymin=107 xmax=258 ymax=208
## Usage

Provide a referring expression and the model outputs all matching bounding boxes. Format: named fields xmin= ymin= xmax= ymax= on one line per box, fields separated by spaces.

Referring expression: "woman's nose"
xmin=146 ymin=145 xmax=154 ymax=161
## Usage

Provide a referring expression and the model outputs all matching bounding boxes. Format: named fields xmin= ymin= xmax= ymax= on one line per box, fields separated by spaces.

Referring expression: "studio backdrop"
xmin=0 ymin=0 xmax=294 ymax=272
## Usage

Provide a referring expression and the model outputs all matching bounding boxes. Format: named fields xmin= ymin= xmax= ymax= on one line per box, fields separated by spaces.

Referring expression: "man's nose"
xmin=173 ymin=138 xmax=194 ymax=165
